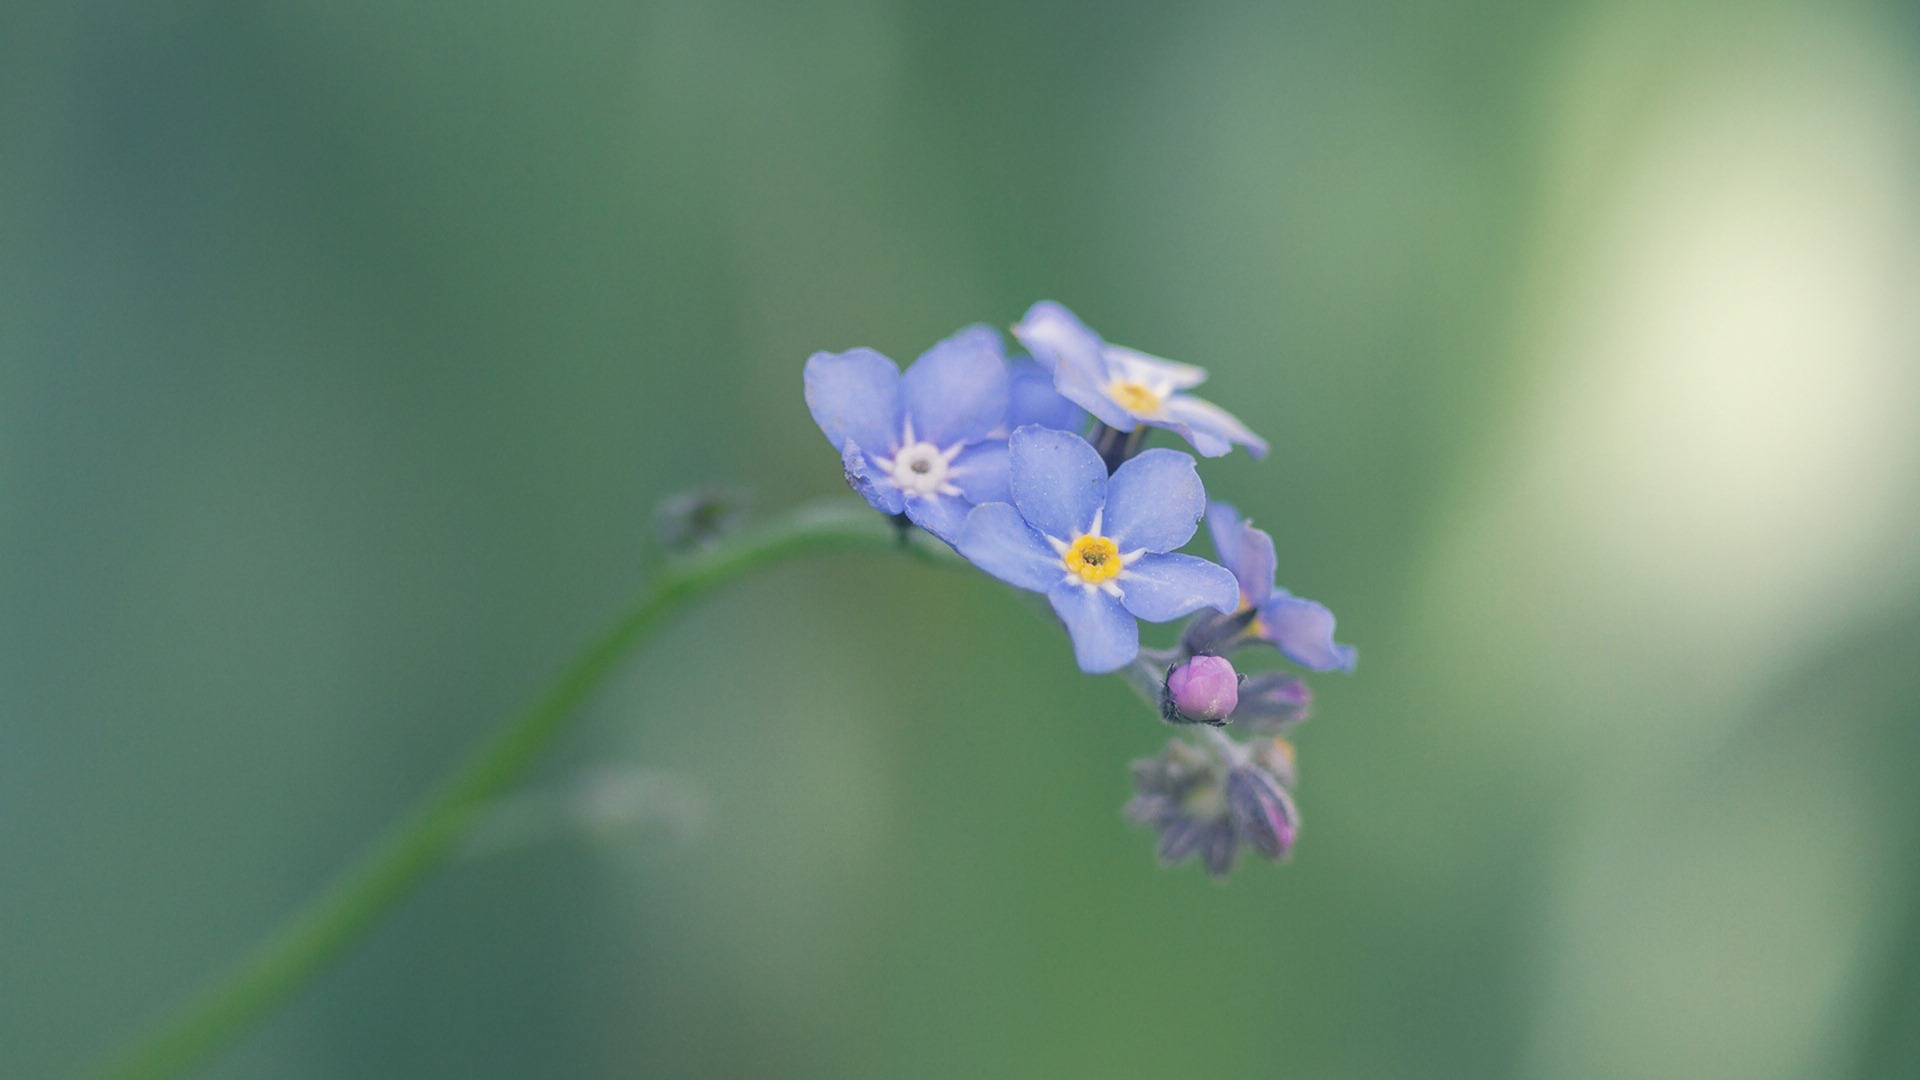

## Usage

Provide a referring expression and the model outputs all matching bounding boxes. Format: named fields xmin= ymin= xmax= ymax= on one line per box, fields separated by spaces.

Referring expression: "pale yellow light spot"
xmin=1108 ymin=380 xmax=1163 ymax=415
xmin=1063 ymin=534 xmax=1124 ymax=584
xmin=1269 ymin=738 xmax=1296 ymax=769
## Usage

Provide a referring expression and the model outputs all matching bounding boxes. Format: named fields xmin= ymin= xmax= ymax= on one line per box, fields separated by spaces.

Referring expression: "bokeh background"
xmin=7 ymin=1 xmax=1920 ymax=1077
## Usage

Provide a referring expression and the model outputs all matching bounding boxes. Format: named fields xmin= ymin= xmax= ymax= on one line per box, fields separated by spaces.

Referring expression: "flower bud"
xmin=1126 ymin=730 xmax=1301 ymax=879
xmin=1164 ymin=655 xmax=1241 ymax=724
xmin=1225 ymin=763 xmax=1297 ymax=860
xmin=1178 ymin=607 xmax=1257 ymax=656
xmin=654 ymin=487 xmax=750 ymax=552
xmin=1251 ymin=737 xmax=1298 ymax=788
xmin=1229 ymin=673 xmax=1312 ymax=732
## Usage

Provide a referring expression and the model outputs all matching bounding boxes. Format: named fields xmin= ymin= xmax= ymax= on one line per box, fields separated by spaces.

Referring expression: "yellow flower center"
xmin=1108 ymin=380 xmax=1163 ymax=415
xmin=1064 ymin=534 xmax=1123 ymax=584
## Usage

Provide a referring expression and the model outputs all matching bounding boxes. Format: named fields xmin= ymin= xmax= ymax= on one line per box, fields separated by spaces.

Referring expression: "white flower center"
xmin=877 ymin=421 xmax=966 ymax=499
xmin=887 ymin=441 xmax=952 ymax=495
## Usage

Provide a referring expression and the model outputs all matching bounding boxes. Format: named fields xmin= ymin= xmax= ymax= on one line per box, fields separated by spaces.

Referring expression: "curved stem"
xmin=88 ymin=499 xmax=958 ymax=1080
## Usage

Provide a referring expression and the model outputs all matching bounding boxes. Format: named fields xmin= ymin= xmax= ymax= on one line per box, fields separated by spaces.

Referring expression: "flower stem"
xmin=86 ymin=499 xmax=959 ymax=1080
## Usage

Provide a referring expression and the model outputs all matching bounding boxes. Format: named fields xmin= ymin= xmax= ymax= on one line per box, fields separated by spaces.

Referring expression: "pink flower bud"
xmin=1165 ymin=655 xmax=1240 ymax=723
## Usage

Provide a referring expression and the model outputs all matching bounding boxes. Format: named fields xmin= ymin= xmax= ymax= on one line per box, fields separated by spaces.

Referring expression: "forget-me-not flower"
xmin=1206 ymin=501 xmax=1356 ymax=673
xmin=804 ymin=325 xmax=1012 ymax=542
xmin=955 ymin=426 xmax=1239 ymax=673
xmin=1013 ymin=301 xmax=1268 ymax=459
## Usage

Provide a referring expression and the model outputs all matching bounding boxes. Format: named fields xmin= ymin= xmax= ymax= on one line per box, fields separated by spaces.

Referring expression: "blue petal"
xmin=1005 ymin=359 xmax=1087 ymax=434
xmin=1047 ymin=583 xmax=1140 ymax=673
xmin=1158 ymin=393 xmax=1268 ymax=459
xmin=1257 ymin=595 xmax=1357 ymax=672
xmin=1104 ymin=448 xmax=1206 ymax=553
xmin=903 ymin=324 xmax=1008 ymax=448
xmin=842 ymin=441 xmax=904 ymax=514
xmin=1204 ymin=501 xmax=1274 ymax=606
xmin=1009 ymin=425 xmax=1106 ymax=541
xmin=1116 ymin=553 xmax=1239 ymax=622
xmin=1014 ymin=301 xmax=1135 ymax=431
xmin=949 ymin=440 xmax=1010 ymax=505
xmin=1013 ymin=301 xmax=1105 ymax=379
xmin=1204 ymin=501 xmax=1246 ymax=585
xmin=1103 ymin=344 xmax=1208 ymax=392
xmin=904 ymin=493 xmax=973 ymax=545
xmin=955 ymin=502 xmax=1060 ymax=592
xmin=805 ymin=349 xmax=904 ymax=454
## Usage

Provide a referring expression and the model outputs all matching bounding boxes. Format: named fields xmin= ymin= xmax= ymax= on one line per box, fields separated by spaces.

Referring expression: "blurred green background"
xmin=7 ymin=1 xmax=1920 ymax=1077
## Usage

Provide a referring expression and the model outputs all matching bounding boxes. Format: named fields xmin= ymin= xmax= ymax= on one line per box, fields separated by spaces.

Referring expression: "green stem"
xmin=88 ymin=499 xmax=958 ymax=1080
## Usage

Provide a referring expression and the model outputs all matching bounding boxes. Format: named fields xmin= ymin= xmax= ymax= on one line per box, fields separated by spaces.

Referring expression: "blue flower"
xmin=804 ymin=325 xmax=1013 ymax=542
xmin=1013 ymin=301 xmax=1268 ymax=459
xmin=955 ymin=426 xmax=1240 ymax=673
xmin=1206 ymin=501 xmax=1356 ymax=673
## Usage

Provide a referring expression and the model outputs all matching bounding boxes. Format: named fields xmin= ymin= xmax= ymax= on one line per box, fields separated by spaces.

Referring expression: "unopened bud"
xmin=1230 ymin=673 xmax=1312 ymax=732
xmin=655 ymin=487 xmax=750 ymax=553
xmin=1164 ymin=655 xmax=1241 ymax=724
xmin=1225 ymin=764 xmax=1297 ymax=861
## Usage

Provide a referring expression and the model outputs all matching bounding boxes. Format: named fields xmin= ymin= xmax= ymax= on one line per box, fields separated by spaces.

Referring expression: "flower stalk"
xmin=87 ymin=499 xmax=957 ymax=1080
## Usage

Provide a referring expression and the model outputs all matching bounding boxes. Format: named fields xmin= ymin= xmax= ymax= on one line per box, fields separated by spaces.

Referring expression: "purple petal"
xmin=1127 ymin=793 xmax=1180 ymax=828
xmin=1156 ymin=817 xmax=1208 ymax=863
xmin=1009 ymin=425 xmax=1106 ymax=541
xmin=1199 ymin=821 xmax=1241 ymax=879
xmin=841 ymin=441 xmax=903 ymax=515
xmin=955 ymin=502 xmax=1060 ymax=593
xmin=1014 ymin=301 xmax=1135 ymax=431
xmin=805 ymin=349 xmax=904 ymax=455
xmin=1204 ymin=501 xmax=1274 ymax=606
xmin=1116 ymin=553 xmax=1240 ymax=622
xmin=1104 ymin=448 xmax=1206 ymax=553
xmin=1158 ymin=393 xmax=1268 ymax=459
xmin=1230 ymin=673 xmax=1312 ymax=732
xmin=1046 ymin=583 xmax=1140 ymax=673
xmin=1257 ymin=595 xmax=1357 ymax=673
xmin=1227 ymin=767 xmax=1297 ymax=860
xmin=948 ymin=440 xmax=1010 ymax=505
xmin=1005 ymin=359 xmax=1087 ymax=434
xmin=903 ymin=324 xmax=1008 ymax=448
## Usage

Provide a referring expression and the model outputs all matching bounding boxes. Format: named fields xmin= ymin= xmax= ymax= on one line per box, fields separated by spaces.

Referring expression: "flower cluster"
xmin=803 ymin=301 xmax=1354 ymax=878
